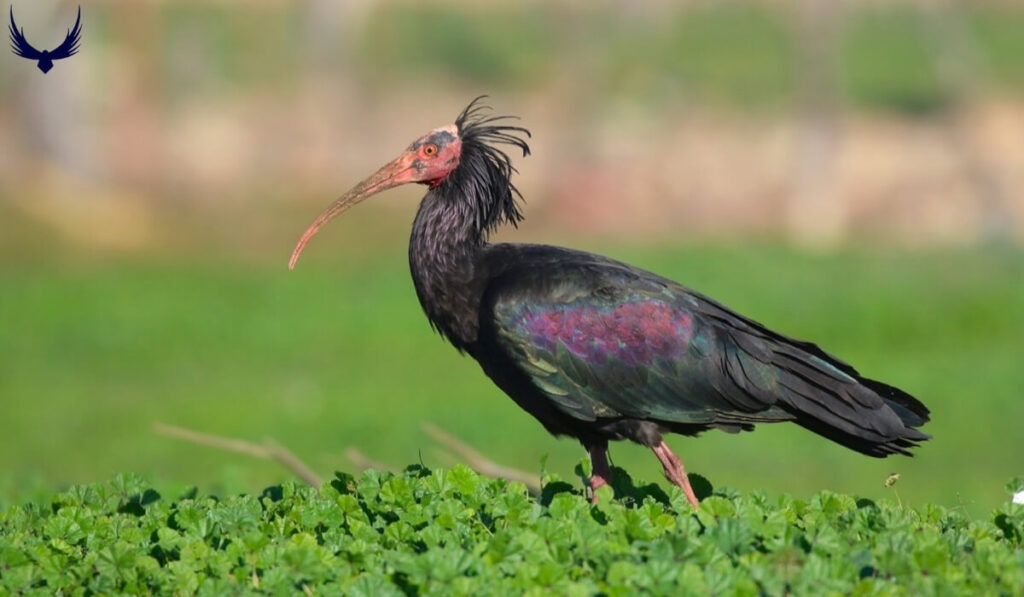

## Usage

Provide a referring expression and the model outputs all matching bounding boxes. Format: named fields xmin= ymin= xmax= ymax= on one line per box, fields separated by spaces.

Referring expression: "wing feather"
xmin=483 ymin=244 xmax=929 ymax=455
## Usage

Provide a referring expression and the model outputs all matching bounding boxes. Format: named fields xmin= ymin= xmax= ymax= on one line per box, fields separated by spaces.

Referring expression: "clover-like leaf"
xmin=3 ymin=468 xmax=1024 ymax=594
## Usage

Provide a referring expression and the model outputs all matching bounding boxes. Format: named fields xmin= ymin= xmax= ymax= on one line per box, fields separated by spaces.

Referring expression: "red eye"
xmin=423 ymin=144 xmax=438 ymax=157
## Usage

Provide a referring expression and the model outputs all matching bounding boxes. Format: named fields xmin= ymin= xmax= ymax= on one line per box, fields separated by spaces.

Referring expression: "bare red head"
xmin=288 ymin=124 xmax=463 ymax=269
xmin=289 ymin=98 xmax=530 ymax=269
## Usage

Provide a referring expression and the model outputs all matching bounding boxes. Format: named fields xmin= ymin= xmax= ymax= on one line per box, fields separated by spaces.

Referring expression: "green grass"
xmin=603 ymin=4 xmax=794 ymax=108
xmin=39 ymin=4 xmax=1024 ymax=113
xmin=1 ymin=246 xmax=1021 ymax=517
xmin=2 ymin=470 xmax=1022 ymax=594
xmin=358 ymin=4 xmax=558 ymax=87
xmin=972 ymin=9 xmax=1024 ymax=90
xmin=352 ymin=3 xmax=1024 ymax=112
xmin=841 ymin=8 xmax=946 ymax=113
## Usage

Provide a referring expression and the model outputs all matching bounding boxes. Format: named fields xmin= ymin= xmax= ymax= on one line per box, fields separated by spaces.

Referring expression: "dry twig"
xmin=421 ymin=422 xmax=541 ymax=493
xmin=153 ymin=422 xmax=322 ymax=487
xmin=154 ymin=421 xmax=538 ymax=494
xmin=345 ymin=447 xmax=396 ymax=473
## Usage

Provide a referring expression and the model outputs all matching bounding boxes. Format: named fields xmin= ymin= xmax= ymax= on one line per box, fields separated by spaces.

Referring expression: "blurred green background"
xmin=1 ymin=1 xmax=1022 ymax=516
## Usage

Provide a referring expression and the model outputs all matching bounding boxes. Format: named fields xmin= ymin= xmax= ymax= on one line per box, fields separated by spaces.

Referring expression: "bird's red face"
xmin=405 ymin=124 xmax=464 ymax=189
xmin=289 ymin=124 xmax=462 ymax=269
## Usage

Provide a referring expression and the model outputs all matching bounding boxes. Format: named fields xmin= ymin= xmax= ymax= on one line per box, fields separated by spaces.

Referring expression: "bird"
xmin=288 ymin=97 xmax=930 ymax=508
xmin=9 ymin=6 xmax=82 ymax=74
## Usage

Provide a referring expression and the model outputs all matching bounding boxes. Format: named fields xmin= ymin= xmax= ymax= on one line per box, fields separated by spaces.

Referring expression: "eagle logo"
xmin=9 ymin=5 xmax=82 ymax=74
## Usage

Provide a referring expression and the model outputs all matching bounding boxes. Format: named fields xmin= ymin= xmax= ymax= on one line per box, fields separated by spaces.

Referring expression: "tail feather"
xmin=719 ymin=329 xmax=931 ymax=457
xmin=684 ymin=283 xmax=930 ymax=457
xmin=782 ymin=372 xmax=930 ymax=457
xmin=861 ymin=377 xmax=931 ymax=428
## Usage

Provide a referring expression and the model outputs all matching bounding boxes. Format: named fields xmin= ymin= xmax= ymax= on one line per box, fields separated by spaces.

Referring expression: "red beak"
xmin=288 ymin=153 xmax=419 ymax=269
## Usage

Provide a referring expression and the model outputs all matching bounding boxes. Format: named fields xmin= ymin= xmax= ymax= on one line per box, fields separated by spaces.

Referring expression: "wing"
xmin=486 ymin=248 xmax=783 ymax=426
xmin=9 ymin=7 xmax=42 ymax=59
xmin=50 ymin=6 xmax=82 ymax=59
xmin=483 ymin=244 xmax=929 ymax=455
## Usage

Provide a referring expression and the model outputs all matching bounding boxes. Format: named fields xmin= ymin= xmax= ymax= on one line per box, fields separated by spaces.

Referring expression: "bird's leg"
xmin=586 ymin=440 xmax=612 ymax=504
xmin=651 ymin=440 xmax=700 ymax=509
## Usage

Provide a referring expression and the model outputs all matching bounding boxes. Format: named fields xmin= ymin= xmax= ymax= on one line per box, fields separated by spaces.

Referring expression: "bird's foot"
xmin=587 ymin=476 xmax=607 ymax=504
xmin=586 ymin=440 xmax=612 ymax=504
xmin=652 ymin=440 xmax=700 ymax=509
xmin=588 ymin=473 xmax=610 ymax=504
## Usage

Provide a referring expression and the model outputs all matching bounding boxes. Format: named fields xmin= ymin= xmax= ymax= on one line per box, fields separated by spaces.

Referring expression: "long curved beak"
xmin=288 ymin=154 xmax=417 ymax=269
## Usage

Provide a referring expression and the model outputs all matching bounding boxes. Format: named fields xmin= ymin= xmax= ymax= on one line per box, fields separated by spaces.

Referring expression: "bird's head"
xmin=289 ymin=97 xmax=530 ymax=269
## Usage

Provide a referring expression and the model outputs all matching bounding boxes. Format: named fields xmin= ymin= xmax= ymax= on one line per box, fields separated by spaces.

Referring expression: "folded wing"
xmin=485 ymin=245 xmax=930 ymax=456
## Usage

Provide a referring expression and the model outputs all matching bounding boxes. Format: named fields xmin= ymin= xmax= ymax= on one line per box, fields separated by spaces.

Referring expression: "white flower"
xmin=1013 ymin=490 xmax=1024 ymax=505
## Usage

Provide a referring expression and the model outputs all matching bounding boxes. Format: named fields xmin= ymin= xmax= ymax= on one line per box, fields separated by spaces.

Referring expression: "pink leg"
xmin=587 ymin=441 xmax=612 ymax=504
xmin=652 ymin=440 xmax=700 ymax=509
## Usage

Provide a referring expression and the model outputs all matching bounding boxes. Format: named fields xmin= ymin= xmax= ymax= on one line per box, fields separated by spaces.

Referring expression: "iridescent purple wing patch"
xmin=514 ymin=299 xmax=694 ymax=367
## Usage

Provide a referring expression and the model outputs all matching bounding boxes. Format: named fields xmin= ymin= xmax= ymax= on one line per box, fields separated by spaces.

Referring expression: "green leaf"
xmin=606 ymin=560 xmax=639 ymax=586
xmin=449 ymin=465 xmax=480 ymax=496
xmin=2 ymin=468 xmax=1023 ymax=594
xmin=547 ymin=493 xmax=580 ymax=519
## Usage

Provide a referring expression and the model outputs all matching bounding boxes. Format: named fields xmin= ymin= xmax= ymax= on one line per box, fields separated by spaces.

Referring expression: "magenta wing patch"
xmin=515 ymin=300 xmax=694 ymax=366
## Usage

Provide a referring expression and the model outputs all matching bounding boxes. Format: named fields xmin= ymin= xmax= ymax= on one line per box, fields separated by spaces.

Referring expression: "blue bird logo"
xmin=9 ymin=5 xmax=82 ymax=73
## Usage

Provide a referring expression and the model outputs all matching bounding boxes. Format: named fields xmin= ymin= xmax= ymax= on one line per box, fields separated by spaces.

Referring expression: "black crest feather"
xmin=444 ymin=96 xmax=532 ymax=238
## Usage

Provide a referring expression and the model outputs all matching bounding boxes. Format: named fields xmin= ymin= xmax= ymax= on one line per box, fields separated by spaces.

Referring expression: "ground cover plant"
xmin=2 ymin=469 xmax=1023 ymax=595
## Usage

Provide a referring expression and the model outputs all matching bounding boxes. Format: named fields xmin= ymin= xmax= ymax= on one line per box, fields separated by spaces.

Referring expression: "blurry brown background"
xmin=1 ymin=0 xmax=1022 ymax=257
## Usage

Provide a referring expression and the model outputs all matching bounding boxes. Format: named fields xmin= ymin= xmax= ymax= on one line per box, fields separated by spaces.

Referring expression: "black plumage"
xmin=290 ymin=98 xmax=930 ymax=507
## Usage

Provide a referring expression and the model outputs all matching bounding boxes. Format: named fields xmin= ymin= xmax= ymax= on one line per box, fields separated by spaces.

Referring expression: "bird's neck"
xmin=408 ymin=189 xmax=489 ymax=351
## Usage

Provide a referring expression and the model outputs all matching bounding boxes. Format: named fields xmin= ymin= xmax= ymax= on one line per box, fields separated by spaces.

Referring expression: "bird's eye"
xmin=423 ymin=144 xmax=438 ymax=157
